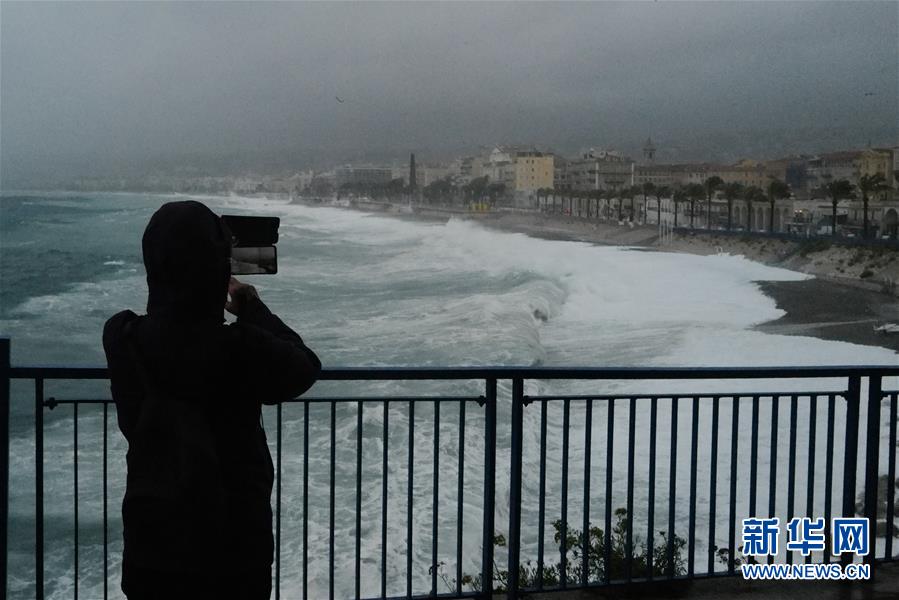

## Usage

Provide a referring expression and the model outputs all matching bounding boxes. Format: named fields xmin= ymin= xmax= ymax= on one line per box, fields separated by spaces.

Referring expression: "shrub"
xmin=439 ymin=508 xmax=687 ymax=593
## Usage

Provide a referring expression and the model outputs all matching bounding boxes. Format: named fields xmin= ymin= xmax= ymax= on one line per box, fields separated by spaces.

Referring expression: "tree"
xmin=617 ymin=187 xmax=634 ymax=221
xmin=742 ymin=186 xmax=764 ymax=232
xmin=684 ymin=183 xmax=705 ymax=229
xmin=821 ymin=179 xmax=854 ymax=238
xmin=672 ymin=187 xmax=686 ymax=228
xmin=590 ymin=189 xmax=602 ymax=220
xmin=465 ymin=176 xmax=488 ymax=200
xmin=721 ymin=182 xmax=744 ymax=231
xmin=642 ymin=182 xmax=656 ymax=224
xmin=654 ymin=185 xmax=670 ymax=226
xmin=766 ymin=178 xmax=791 ymax=233
xmin=386 ymin=177 xmax=406 ymax=198
xmin=703 ymin=176 xmax=724 ymax=229
xmin=423 ymin=178 xmax=454 ymax=203
xmin=857 ymin=173 xmax=888 ymax=239
xmin=486 ymin=182 xmax=506 ymax=205
xmin=627 ymin=186 xmax=640 ymax=221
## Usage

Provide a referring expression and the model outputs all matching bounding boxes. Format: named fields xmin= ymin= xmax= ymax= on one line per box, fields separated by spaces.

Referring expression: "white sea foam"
xmin=5 ymin=194 xmax=897 ymax=599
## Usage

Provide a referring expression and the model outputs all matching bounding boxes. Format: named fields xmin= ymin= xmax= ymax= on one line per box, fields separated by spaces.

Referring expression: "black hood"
xmin=142 ymin=201 xmax=231 ymax=322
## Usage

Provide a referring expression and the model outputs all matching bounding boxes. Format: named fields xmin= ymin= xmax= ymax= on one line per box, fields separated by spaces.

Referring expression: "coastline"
xmin=298 ymin=199 xmax=899 ymax=354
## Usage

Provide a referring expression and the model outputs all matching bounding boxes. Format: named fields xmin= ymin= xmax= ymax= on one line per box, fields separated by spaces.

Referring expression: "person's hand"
xmin=226 ymin=276 xmax=259 ymax=317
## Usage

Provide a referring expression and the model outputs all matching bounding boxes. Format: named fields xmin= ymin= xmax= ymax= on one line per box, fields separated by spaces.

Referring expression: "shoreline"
xmin=298 ymin=199 xmax=899 ymax=354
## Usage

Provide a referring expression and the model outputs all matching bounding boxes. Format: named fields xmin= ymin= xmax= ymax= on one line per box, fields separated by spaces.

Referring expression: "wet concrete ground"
xmin=524 ymin=560 xmax=899 ymax=599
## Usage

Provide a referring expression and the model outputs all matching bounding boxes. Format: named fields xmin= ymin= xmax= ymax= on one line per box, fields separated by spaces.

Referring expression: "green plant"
xmin=440 ymin=508 xmax=687 ymax=593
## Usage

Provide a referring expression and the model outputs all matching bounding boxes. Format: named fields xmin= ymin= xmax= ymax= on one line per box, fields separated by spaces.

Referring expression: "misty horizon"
xmin=2 ymin=1 xmax=897 ymax=186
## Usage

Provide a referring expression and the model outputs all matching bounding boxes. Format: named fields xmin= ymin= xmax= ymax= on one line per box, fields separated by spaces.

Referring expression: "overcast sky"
xmin=2 ymin=1 xmax=897 ymax=184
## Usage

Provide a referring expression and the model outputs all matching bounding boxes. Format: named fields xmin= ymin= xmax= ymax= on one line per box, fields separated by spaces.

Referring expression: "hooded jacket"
xmin=103 ymin=201 xmax=320 ymax=576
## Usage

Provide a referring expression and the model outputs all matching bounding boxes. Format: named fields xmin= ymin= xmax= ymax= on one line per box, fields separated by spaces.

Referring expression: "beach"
xmin=309 ymin=199 xmax=899 ymax=355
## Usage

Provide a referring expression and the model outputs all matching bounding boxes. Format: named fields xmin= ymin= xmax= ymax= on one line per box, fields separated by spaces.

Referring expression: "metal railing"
xmin=1 ymin=336 xmax=898 ymax=599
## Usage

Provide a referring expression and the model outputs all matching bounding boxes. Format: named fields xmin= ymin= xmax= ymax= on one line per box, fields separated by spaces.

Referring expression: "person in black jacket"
xmin=103 ymin=201 xmax=320 ymax=599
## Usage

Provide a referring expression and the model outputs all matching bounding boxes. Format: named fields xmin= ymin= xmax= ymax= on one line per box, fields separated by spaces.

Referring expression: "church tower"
xmin=643 ymin=137 xmax=656 ymax=164
xmin=409 ymin=153 xmax=417 ymax=191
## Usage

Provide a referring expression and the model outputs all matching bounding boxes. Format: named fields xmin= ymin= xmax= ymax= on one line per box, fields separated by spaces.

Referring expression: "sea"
xmin=1 ymin=192 xmax=896 ymax=599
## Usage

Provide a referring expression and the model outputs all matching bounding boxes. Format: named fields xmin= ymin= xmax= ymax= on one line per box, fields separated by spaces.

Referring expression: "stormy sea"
xmin=1 ymin=192 xmax=896 ymax=599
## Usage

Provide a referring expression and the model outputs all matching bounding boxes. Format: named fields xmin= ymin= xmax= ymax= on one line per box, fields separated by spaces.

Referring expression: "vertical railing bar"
xmin=824 ymin=394 xmax=836 ymax=564
xmin=841 ymin=377 xmax=861 ymax=569
xmin=604 ymin=398 xmax=615 ymax=584
xmin=0 ymin=338 xmax=8 ymax=600
xmin=35 ymin=377 xmax=44 ymax=600
xmin=647 ymin=397 xmax=657 ymax=581
xmin=625 ymin=397 xmax=635 ymax=583
xmin=749 ymin=395 xmax=759 ymax=520
xmin=276 ymin=402 xmax=282 ymax=600
xmin=805 ymin=395 xmax=817 ymax=565
xmin=432 ymin=401 xmax=440 ymax=596
xmin=330 ymin=400 xmax=336 ymax=600
xmin=707 ymin=396 xmax=719 ymax=574
xmin=103 ymin=402 xmax=108 ymax=600
xmin=786 ymin=395 xmax=797 ymax=566
xmin=667 ymin=397 xmax=678 ymax=578
xmin=688 ymin=396 xmax=699 ymax=577
xmin=885 ymin=392 xmax=897 ymax=559
xmin=767 ymin=396 xmax=779 ymax=565
xmin=303 ymin=401 xmax=309 ymax=599
xmin=356 ymin=401 xmax=363 ymax=600
xmin=73 ymin=402 xmax=79 ymax=600
xmin=381 ymin=400 xmax=389 ymax=600
xmin=455 ymin=400 xmax=465 ymax=596
xmin=507 ymin=378 xmax=524 ymax=599
xmin=537 ymin=401 xmax=547 ymax=590
xmin=560 ymin=398 xmax=570 ymax=588
xmin=862 ymin=376 xmax=881 ymax=567
xmin=481 ymin=379 xmax=496 ymax=599
xmin=407 ymin=400 xmax=415 ymax=599
xmin=583 ymin=399 xmax=594 ymax=585
xmin=727 ymin=396 xmax=739 ymax=574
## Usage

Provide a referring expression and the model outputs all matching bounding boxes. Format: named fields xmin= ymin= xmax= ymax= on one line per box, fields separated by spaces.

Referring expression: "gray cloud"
xmin=2 ymin=1 xmax=897 ymax=185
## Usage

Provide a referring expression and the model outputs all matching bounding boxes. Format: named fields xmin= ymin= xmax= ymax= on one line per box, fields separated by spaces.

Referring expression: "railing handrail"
xmin=9 ymin=364 xmax=899 ymax=380
xmin=2 ymin=336 xmax=898 ymax=599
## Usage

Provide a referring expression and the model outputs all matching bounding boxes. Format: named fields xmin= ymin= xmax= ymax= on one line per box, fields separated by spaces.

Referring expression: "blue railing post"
xmin=841 ymin=376 xmax=861 ymax=568
xmin=480 ymin=378 xmax=496 ymax=599
xmin=507 ymin=378 xmax=524 ymax=599
xmin=0 ymin=337 xmax=9 ymax=598
xmin=863 ymin=376 xmax=882 ymax=567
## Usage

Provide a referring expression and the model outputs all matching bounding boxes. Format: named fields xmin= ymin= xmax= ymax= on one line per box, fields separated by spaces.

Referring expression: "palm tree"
xmin=629 ymin=185 xmax=640 ymax=221
xmin=591 ymin=189 xmax=602 ymax=220
xmin=685 ymin=183 xmax=705 ymax=229
xmin=766 ymin=178 xmax=791 ymax=233
xmin=821 ymin=179 xmax=854 ymax=238
xmin=672 ymin=187 xmax=686 ymax=228
xmin=703 ymin=176 xmax=724 ymax=230
xmin=655 ymin=185 xmax=671 ymax=226
xmin=857 ymin=173 xmax=888 ymax=239
xmin=742 ymin=186 xmax=764 ymax=232
xmin=722 ymin=182 xmax=743 ymax=231
xmin=642 ymin=182 xmax=656 ymax=224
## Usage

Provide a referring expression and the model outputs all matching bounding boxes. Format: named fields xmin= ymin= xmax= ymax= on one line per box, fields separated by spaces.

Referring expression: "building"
xmin=512 ymin=150 xmax=554 ymax=193
xmin=859 ymin=148 xmax=895 ymax=187
xmin=335 ymin=165 xmax=394 ymax=188
xmin=477 ymin=146 xmax=554 ymax=206
xmin=563 ymin=148 xmax=634 ymax=192
xmin=707 ymin=161 xmax=774 ymax=189
xmin=806 ymin=150 xmax=862 ymax=192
